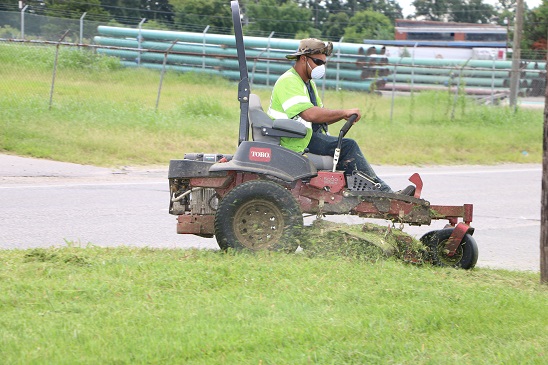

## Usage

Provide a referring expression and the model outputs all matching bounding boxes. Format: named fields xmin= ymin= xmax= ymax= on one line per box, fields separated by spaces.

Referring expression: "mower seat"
xmin=248 ymin=94 xmax=334 ymax=170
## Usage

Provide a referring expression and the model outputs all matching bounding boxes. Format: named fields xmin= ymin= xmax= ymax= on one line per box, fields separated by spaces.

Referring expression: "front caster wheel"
xmin=214 ymin=180 xmax=302 ymax=252
xmin=421 ymin=228 xmax=478 ymax=270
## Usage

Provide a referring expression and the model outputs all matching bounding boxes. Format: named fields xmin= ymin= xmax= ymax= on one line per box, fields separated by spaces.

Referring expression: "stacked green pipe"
xmin=384 ymin=57 xmax=546 ymax=96
xmin=94 ymin=26 xmax=546 ymax=96
xmin=94 ymin=26 xmax=388 ymax=92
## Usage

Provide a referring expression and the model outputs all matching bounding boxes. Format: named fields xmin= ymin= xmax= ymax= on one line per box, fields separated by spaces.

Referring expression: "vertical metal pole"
xmin=20 ymin=5 xmax=28 ymax=39
xmin=49 ymin=30 xmax=70 ymax=110
xmin=266 ymin=31 xmax=274 ymax=86
xmin=411 ymin=42 xmax=418 ymax=93
xmin=79 ymin=12 xmax=87 ymax=44
xmin=336 ymin=37 xmax=343 ymax=91
xmin=490 ymin=54 xmax=496 ymax=105
xmin=504 ymin=17 xmax=509 ymax=60
xmin=156 ymin=40 xmax=178 ymax=111
xmin=509 ymin=0 xmax=524 ymax=109
xmin=137 ymin=18 xmax=146 ymax=66
xmin=202 ymin=25 xmax=210 ymax=69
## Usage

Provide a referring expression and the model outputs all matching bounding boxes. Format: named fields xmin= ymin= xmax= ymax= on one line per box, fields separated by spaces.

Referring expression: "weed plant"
xmin=0 ymin=43 xmax=543 ymax=166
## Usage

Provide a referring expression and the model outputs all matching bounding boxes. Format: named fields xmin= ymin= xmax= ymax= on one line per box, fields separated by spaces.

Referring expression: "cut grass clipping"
xmin=301 ymin=220 xmax=427 ymax=265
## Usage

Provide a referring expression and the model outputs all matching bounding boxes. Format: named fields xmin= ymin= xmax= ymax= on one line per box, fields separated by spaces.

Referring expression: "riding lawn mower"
xmin=167 ymin=1 xmax=478 ymax=269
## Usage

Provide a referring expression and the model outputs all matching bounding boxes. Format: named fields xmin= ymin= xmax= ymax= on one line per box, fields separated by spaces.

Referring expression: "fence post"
xmin=20 ymin=5 xmax=28 ymax=39
xmin=137 ymin=18 xmax=146 ymax=66
xmin=202 ymin=25 xmax=210 ymax=70
xmin=411 ymin=42 xmax=418 ymax=93
xmin=49 ymin=30 xmax=70 ymax=110
xmin=336 ymin=37 xmax=344 ymax=91
xmin=80 ymin=12 xmax=87 ymax=44
xmin=490 ymin=54 xmax=496 ymax=105
xmin=156 ymin=40 xmax=178 ymax=111
xmin=266 ymin=31 xmax=274 ymax=86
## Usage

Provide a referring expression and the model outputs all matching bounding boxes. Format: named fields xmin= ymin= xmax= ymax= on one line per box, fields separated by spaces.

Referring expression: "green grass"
xmin=1 ymin=44 xmax=546 ymax=364
xmin=0 ymin=247 xmax=547 ymax=364
xmin=0 ymin=43 xmax=544 ymax=166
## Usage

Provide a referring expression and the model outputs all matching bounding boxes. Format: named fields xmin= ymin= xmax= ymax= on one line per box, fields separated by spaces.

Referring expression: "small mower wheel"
xmin=421 ymin=228 xmax=479 ymax=270
xmin=214 ymin=180 xmax=302 ymax=252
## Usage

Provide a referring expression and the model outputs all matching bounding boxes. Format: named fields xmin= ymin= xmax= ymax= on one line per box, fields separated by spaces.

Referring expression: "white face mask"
xmin=307 ymin=58 xmax=326 ymax=79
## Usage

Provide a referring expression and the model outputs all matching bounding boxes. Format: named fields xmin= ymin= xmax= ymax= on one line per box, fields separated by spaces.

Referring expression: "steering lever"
xmin=332 ymin=114 xmax=358 ymax=172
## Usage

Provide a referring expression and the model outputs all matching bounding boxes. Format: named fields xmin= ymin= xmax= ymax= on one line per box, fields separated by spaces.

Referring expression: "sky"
xmin=397 ymin=0 xmax=543 ymax=17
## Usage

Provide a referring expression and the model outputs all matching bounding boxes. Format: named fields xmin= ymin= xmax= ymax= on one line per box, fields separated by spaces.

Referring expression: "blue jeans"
xmin=307 ymin=132 xmax=392 ymax=192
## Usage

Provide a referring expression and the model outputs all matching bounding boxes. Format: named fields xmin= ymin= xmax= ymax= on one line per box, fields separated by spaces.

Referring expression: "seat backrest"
xmin=248 ymin=94 xmax=281 ymax=144
xmin=248 ymin=94 xmax=334 ymax=171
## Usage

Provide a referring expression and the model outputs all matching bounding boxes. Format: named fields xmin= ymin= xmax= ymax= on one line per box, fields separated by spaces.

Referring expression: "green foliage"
xmin=0 ymin=44 xmax=121 ymax=72
xmin=343 ymin=10 xmax=394 ymax=42
xmin=171 ymin=0 xmax=232 ymax=33
xmin=58 ymin=48 xmax=122 ymax=71
xmin=295 ymin=27 xmax=323 ymax=40
xmin=0 ymin=247 xmax=547 ymax=364
xmin=0 ymin=25 xmax=18 ymax=38
xmin=323 ymin=12 xmax=350 ymax=40
xmin=523 ymin=0 xmax=548 ymax=59
xmin=244 ymin=0 xmax=313 ymax=37
xmin=44 ymin=0 xmax=109 ymax=20
xmin=412 ymin=0 xmax=496 ymax=23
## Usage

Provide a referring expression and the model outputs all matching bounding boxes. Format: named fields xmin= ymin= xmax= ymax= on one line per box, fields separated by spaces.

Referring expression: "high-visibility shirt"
xmin=267 ymin=67 xmax=323 ymax=153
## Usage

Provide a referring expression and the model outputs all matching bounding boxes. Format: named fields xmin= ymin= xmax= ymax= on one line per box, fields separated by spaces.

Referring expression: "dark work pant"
xmin=307 ymin=131 xmax=392 ymax=192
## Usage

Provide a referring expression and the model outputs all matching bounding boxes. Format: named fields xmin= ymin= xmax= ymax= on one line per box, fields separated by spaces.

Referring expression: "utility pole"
xmin=541 ymin=50 xmax=548 ymax=285
xmin=509 ymin=0 xmax=524 ymax=108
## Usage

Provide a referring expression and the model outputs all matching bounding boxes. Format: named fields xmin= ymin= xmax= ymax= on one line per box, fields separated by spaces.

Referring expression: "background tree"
xmin=140 ymin=0 xmax=174 ymax=24
xmin=243 ymin=0 xmax=314 ymax=37
xmin=323 ymin=12 xmax=350 ymax=40
xmin=343 ymin=10 xmax=393 ymax=42
xmin=451 ymin=0 xmax=495 ymax=23
xmin=413 ymin=0 xmax=495 ymax=23
xmin=522 ymin=0 xmax=548 ymax=59
xmin=412 ymin=0 xmax=455 ymax=21
xmin=41 ymin=0 xmax=109 ymax=21
xmin=99 ymin=1 xmax=143 ymax=23
xmin=170 ymin=0 xmax=233 ymax=33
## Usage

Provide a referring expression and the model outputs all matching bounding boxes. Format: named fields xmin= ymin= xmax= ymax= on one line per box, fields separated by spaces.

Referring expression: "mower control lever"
xmin=332 ymin=114 xmax=358 ymax=172
xmin=339 ymin=113 xmax=358 ymax=138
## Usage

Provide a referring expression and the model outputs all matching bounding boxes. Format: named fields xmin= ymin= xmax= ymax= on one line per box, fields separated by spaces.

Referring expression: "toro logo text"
xmin=249 ymin=147 xmax=271 ymax=162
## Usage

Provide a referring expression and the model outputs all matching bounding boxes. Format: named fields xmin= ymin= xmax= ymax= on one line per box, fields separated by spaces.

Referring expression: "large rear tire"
xmin=214 ymin=180 xmax=302 ymax=252
xmin=421 ymin=228 xmax=478 ymax=269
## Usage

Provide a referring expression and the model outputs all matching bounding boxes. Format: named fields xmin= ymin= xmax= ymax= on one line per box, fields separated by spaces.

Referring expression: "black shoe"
xmin=396 ymin=185 xmax=415 ymax=196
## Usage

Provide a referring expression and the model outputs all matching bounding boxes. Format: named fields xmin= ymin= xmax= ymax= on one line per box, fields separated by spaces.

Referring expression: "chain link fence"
xmin=1 ymin=10 xmax=546 ymax=113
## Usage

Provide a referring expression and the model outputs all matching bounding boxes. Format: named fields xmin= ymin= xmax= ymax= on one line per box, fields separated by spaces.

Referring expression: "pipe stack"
xmin=93 ymin=26 xmax=546 ymax=97
xmin=93 ymin=26 xmax=389 ymax=92
xmin=382 ymin=57 xmax=546 ymax=96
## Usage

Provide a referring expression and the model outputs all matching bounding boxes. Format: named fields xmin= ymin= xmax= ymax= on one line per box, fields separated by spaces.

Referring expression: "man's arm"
xmin=300 ymin=106 xmax=361 ymax=124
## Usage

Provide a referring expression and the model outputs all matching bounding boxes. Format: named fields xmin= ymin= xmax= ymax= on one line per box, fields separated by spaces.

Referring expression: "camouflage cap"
xmin=286 ymin=38 xmax=333 ymax=60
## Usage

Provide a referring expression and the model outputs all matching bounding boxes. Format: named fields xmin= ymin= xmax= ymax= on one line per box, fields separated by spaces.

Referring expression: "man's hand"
xmin=344 ymin=109 xmax=361 ymax=123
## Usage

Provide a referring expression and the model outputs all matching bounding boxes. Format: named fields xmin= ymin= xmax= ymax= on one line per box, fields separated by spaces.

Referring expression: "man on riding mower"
xmin=267 ymin=38 xmax=413 ymax=195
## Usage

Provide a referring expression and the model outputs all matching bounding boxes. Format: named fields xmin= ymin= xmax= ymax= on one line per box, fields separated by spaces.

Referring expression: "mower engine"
xmin=169 ymin=153 xmax=230 ymax=216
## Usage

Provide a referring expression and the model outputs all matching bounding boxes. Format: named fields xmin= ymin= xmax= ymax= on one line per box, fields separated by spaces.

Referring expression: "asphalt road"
xmin=0 ymin=154 xmax=542 ymax=272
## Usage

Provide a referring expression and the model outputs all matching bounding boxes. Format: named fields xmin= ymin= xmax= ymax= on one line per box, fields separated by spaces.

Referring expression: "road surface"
xmin=0 ymin=154 xmax=542 ymax=271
